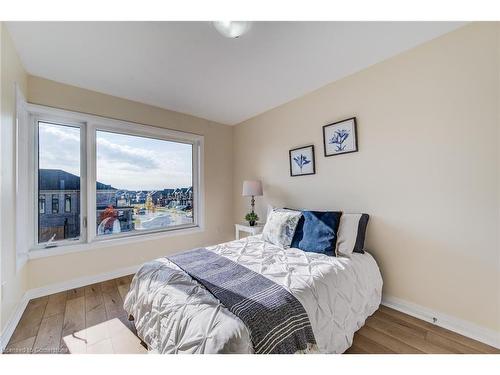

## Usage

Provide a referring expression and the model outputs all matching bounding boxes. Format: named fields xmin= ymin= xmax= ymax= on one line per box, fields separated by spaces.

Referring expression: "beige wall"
xmin=233 ymin=23 xmax=500 ymax=333
xmin=26 ymin=76 xmax=234 ymax=289
xmin=0 ymin=23 xmax=29 ymax=334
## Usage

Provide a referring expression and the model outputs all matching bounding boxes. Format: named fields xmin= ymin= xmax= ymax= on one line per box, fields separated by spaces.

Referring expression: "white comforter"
xmin=123 ymin=235 xmax=383 ymax=354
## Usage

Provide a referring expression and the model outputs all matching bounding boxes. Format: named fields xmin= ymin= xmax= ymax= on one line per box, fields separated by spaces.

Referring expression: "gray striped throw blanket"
xmin=169 ymin=248 xmax=317 ymax=354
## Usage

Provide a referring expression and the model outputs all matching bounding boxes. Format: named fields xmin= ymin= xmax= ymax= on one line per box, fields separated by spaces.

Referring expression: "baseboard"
xmin=1 ymin=263 xmax=141 ymax=351
xmin=24 ymin=264 xmax=141 ymax=301
xmin=382 ymin=295 xmax=500 ymax=349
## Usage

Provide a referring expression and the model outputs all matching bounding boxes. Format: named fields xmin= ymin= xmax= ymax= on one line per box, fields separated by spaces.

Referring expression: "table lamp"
xmin=242 ymin=180 xmax=263 ymax=225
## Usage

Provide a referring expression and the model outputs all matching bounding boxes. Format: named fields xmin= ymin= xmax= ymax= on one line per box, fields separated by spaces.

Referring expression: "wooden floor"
xmin=4 ymin=274 xmax=145 ymax=354
xmin=4 ymin=275 xmax=499 ymax=354
xmin=346 ymin=305 xmax=498 ymax=354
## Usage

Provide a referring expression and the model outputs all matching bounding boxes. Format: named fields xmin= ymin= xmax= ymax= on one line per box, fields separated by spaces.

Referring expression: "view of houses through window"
xmin=37 ymin=121 xmax=195 ymax=245
xmin=95 ymin=130 xmax=194 ymax=236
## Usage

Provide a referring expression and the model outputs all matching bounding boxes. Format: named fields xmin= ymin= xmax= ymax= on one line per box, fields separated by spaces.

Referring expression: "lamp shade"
xmin=242 ymin=180 xmax=263 ymax=197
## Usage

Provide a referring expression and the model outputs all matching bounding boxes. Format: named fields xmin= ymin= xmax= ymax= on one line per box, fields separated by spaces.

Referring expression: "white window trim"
xmin=15 ymin=84 xmax=30 ymax=270
xmin=32 ymin=113 xmax=87 ymax=249
xmin=24 ymin=103 xmax=205 ymax=259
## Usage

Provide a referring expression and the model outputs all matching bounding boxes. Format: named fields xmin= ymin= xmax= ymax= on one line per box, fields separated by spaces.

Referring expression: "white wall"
xmin=233 ymin=23 xmax=500 ymax=334
xmin=0 ymin=23 xmax=28 ymax=335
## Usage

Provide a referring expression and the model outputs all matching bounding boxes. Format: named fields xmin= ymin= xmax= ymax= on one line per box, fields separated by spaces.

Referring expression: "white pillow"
xmin=336 ymin=213 xmax=370 ymax=255
xmin=266 ymin=204 xmax=275 ymax=221
xmin=262 ymin=209 xmax=302 ymax=248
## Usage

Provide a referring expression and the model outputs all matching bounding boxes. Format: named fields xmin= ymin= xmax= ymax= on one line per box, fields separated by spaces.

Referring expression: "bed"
xmin=123 ymin=234 xmax=383 ymax=354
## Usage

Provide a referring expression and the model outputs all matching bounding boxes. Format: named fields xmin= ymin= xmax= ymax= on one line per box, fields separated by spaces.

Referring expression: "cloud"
xmin=97 ymin=137 xmax=161 ymax=171
xmin=41 ymin=124 xmax=80 ymax=142
xmin=39 ymin=124 xmax=80 ymax=175
xmin=96 ymin=133 xmax=192 ymax=189
xmin=38 ymin=123 xmax=193 ymax=190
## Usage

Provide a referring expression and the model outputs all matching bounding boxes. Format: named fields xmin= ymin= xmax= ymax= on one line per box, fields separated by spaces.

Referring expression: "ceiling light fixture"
xmin=212 ymin=21 xmax=252 ymax=39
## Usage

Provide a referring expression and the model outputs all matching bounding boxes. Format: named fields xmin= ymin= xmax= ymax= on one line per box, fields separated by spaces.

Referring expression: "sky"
xmin=38 ymin=122 xmax=193 ymax=190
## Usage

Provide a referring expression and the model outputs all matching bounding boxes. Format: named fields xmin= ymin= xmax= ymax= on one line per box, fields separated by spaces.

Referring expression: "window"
xmin=65 ymin=194 xmax=72 ymax=212
xmin=27 ymin=104 xmax=203 ymax=252
xmin=39 ymin=196 xmax=45 ymax=214
xmin=95 ymin=130 xmax=194 ymax=237
xmin=51 ymin=195 xmax=59 ymax=213
xmin=38 ymin=121 xmax=81 ymax=244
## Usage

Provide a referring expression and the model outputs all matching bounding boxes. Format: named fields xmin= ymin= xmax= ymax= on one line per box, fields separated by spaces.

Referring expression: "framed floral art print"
xmin=289 ymin=145 xmax=315 ymax=177
xmin=323 ymin=117 xmax=358 ymax=157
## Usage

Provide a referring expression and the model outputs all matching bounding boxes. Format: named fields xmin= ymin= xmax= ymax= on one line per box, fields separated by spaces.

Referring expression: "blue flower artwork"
xmin=293 ymin=153 xmax=311 ymax=172
xmin=290 ymin=145 xmax=315 ymax=176
xmin=329 ymin=128 xmax=350 ymax=152
xmin=323 ymin=118 xmax=358 ymax=156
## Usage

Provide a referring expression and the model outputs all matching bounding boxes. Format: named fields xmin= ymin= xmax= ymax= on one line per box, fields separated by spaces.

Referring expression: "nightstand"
xmin=235 ymin=223 xmax=264 ymax=240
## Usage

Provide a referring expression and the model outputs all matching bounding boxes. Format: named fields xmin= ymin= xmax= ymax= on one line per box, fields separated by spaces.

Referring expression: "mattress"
xmin=123 ymin=235 xmax=383 ymax=353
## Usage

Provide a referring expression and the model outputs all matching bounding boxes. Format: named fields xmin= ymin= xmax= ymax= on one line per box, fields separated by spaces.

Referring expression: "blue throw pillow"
xmin=291 ymin=211 xmax=342 ymax=256
xmin=290 ymin=214 xmax=304 ymax=248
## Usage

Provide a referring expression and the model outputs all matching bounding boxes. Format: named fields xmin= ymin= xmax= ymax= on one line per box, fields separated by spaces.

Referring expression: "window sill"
xmin=28 ymin=225 xmax=203 ymax=260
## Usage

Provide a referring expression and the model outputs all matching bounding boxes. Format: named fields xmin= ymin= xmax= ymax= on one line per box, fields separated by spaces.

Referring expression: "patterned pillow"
xmin=262 ymin=209 xmax=302 ymax=248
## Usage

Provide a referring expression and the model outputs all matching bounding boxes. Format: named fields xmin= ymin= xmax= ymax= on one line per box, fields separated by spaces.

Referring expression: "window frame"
xmin=34 ymin=115 xmax=87 ymax=248
xmin=27 ymin=104 xmax=204 ymax=256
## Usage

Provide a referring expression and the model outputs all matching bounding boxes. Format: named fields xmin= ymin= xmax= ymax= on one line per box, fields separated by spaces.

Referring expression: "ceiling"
xmin=6 ymin=22 xmax=465 ymax=125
